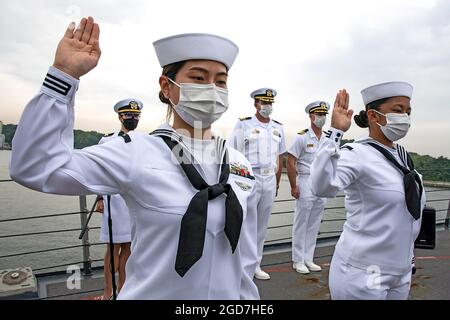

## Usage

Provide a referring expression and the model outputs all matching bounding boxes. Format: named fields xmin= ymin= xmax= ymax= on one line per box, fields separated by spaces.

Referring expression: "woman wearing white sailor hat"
xmin=10 ymin=17 xmax=259 ymax=300
xmin=310 ymin=83 xmax=425 ymax=300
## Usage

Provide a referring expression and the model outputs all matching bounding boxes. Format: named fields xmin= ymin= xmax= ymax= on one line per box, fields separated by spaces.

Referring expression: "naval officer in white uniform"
xmin=287 ymin=101 xmax=329 ymax=274
xmin=10 ymin=17 xmax=259 ymax=300
xmin=310 ymin=84 xmax=425 ymax=300
xmin=95 ymin=98 xmax=143 ymax=299
xmin=228 ymin=88 xmax=286 ymax=280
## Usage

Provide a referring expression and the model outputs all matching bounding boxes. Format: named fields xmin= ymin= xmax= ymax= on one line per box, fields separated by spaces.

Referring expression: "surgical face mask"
xmin=168 ymin=78 xmax=229 ymax=129
xmin=258 ymin=104 xmax=273 ymax=118
xmin=122 ymin=118 xmax=139 ymax=131
xmin=373 ymin=109 xmax=411 ymax=142
xmin=312 ymin=114 xmax=326 ymax=128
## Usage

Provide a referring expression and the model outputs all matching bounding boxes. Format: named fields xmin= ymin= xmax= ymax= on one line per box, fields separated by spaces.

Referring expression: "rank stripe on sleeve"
xmin=42 ymin=73 xmax=72 ymax=96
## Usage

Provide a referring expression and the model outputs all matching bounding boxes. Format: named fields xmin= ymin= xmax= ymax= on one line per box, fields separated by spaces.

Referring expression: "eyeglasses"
xmin=120 ymin=113 xmax=141 ymax=119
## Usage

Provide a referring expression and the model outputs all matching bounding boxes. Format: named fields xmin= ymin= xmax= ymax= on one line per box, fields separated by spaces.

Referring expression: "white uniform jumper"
xmin=10 ymin=67 xmax=260 ymax=300
xmin=288 ymin=128 xmax=327 ymax=264
xmin=310 ymin=128 xmax=425 ymax=300
xmin=98 ymin=133 xmax=132 ymax=244
xmin=228 ymin=115 xmax=286 ymax=269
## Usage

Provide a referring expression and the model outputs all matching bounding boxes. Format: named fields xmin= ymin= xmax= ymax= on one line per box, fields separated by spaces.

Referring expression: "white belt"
xmin=254 ymin=167 xmax=275 ymax=176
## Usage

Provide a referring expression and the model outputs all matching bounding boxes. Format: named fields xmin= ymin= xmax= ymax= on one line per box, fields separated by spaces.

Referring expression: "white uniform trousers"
xmin=253 ymin=171 xmax=277 ymax=268
xmin=292 ymin=175 xmax=326 ymax=264
xmin=329 ymin=251 xmax=412 ymax=300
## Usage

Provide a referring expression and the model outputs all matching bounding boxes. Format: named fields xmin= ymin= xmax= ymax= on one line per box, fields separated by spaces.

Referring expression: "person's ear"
xmin=367 ymin=109 xmax=380 ymax=125
xmin=159 ymin=75 xmax=170 ymax=99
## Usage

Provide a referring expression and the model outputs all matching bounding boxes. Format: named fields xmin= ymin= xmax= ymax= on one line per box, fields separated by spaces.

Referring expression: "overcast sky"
xmin=0 ymin=0 xmax=449 ymax=157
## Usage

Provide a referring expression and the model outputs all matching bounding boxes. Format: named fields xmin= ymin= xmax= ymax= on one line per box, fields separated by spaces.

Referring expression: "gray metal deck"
xmin=34 ymin=229 xmax=450 ymax=300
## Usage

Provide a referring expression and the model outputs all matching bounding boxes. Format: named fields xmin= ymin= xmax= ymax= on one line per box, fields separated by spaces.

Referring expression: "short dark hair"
xmin=354 ymin=97 xmax=390 ymax=128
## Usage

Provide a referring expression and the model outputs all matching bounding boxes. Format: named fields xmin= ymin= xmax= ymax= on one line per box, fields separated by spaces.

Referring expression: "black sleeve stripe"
xmin=45 ymin=77 xmax=69 ymax=91
xmin=42 ymin=83 xmax=68 ymax=95
xmin=46 ymin=73 xmax=71 ymax=88
xmin=43 ymin=73 xmax=72 ymax=96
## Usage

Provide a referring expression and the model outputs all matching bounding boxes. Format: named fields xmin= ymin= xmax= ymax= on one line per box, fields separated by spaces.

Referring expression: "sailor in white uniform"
xmin=10 ymin=17 xmax=259 ymax=300
xmin=95 ymin=98 xmax=143 ymax=299
xmin=310 ymin=83 xmax=425 ymax=300
xmin=287 ymin=101 xmax=330 ymax=274
xmin=228 ymin=88 xmax=286 ymax=280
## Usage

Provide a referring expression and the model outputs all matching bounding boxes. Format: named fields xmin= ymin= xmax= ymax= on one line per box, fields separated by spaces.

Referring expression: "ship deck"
xmin=35 ymin=228 xmax=450 ymax=300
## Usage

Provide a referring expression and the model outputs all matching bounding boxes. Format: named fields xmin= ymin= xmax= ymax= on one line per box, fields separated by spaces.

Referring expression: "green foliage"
xmin=2 ymin=124 xmax=17 ymax=146
xmin=3 ymin=123 xmax=450 ymax=182
xmin=410 ymin=153 xmax=450 ymax=182
xmin=73 ymin=130 xmax=103 ymax=149
xmin=3 ymin=124 xmax=103 ymax=149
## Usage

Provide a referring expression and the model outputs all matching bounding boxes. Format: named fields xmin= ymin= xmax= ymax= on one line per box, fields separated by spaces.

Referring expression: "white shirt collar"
xmin=251 ymin=115 xmax=274 ymax=128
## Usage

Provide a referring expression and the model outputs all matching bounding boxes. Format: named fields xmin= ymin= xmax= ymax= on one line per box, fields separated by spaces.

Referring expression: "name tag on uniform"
xmin=252 ymin=128 xmax=260 ymax=134
xmin=273 ymin=130 xmax=281 ymax=137
xmin=307 ymin=144 xmax=315 ymax=148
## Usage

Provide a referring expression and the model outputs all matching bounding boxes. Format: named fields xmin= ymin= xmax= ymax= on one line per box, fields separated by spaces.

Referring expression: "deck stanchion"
xmin=79 ymin=196 xmax=92 ymax=276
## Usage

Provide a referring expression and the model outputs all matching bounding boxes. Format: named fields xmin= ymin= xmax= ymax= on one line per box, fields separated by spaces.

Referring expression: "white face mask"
xmin=258 ymin=104 xmax=273 ymax=118
xmin=312 ymin=114 xmax=326 ymax=128
xmin=373 ymin=110 xmax=411 ymax=142
xmin=168 ymin=78 xmax=229 ymax=128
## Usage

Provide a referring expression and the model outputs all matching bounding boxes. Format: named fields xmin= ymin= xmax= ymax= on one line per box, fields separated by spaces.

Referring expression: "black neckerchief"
xmin=367 ymin=142 xmax=423 ymax=220
xmin=150 ymin=129 xmax=243 ymax=277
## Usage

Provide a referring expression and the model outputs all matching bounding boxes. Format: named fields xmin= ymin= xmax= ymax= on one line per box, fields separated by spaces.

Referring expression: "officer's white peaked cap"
xmin=250 ymin=88 xmax=277 ymax=102
xmin=153 ymin=33 xmax=239 ymax=70
xmin=305 ymin=101 xmax=330 ymax=114
xmin=113 ymin=99 xmax=144 ymax=113
xmin=361 ymin=81 xmax=413 ymax=106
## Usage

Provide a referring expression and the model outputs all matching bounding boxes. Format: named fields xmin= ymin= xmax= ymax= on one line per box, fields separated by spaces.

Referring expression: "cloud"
xmin=0 ymin=0 xmax=449 ymax=157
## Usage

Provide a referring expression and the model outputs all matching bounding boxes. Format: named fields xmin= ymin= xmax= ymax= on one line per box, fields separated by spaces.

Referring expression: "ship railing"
xmin=1 ymin=177 xmax=450 ymax=299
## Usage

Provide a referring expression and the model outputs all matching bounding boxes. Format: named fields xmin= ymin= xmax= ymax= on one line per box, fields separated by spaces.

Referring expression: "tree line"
xmin=3 ymin=124 xmax=450 ymax=182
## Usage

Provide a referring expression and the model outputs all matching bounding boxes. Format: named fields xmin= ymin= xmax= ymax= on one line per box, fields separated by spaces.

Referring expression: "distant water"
xmin=1 ymin=150 xmax=449 ymax=274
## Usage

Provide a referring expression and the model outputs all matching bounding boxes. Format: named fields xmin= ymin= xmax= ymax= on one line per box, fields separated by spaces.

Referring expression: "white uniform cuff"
xmin=40 ymin=66 xmax=79 ymax=104
xmin=324 ymin=127 xmax=344 ymax=148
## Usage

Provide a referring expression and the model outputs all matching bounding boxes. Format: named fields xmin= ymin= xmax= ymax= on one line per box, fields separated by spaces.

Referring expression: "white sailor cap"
xmin=305 ymin=101 xmax=330 ymax=114
xmin=361 ymin=81 xmax=413 ymax=106
xmin=251 ymin=88 xmax=277 ymax=103
xmin=152 ymin=33 xmax=239 ymax=70
xmin=113 ymin=99 xmax=144 ymax=113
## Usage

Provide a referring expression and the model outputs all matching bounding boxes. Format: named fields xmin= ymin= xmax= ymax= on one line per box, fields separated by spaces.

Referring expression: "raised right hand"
xmin=331 ymin=89 xmax=353 ymax=132
xmin=53 ymin=17 xmax=101 ymax=79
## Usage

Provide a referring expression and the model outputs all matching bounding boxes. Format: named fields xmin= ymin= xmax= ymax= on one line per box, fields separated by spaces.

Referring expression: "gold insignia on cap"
xmin=266 ymin=89 xmax=273 ymax=97
xmin=320 ymin=102 xmax=327 ymax=109
xmin=129 ymin=101 xmax=138 ymax=109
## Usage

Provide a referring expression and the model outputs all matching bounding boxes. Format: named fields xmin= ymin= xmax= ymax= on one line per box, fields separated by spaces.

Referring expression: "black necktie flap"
xmin=367 ymin=142 xmax=422 ymax=221
xmin=403 ymin=171 xmax=421 ymax=220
